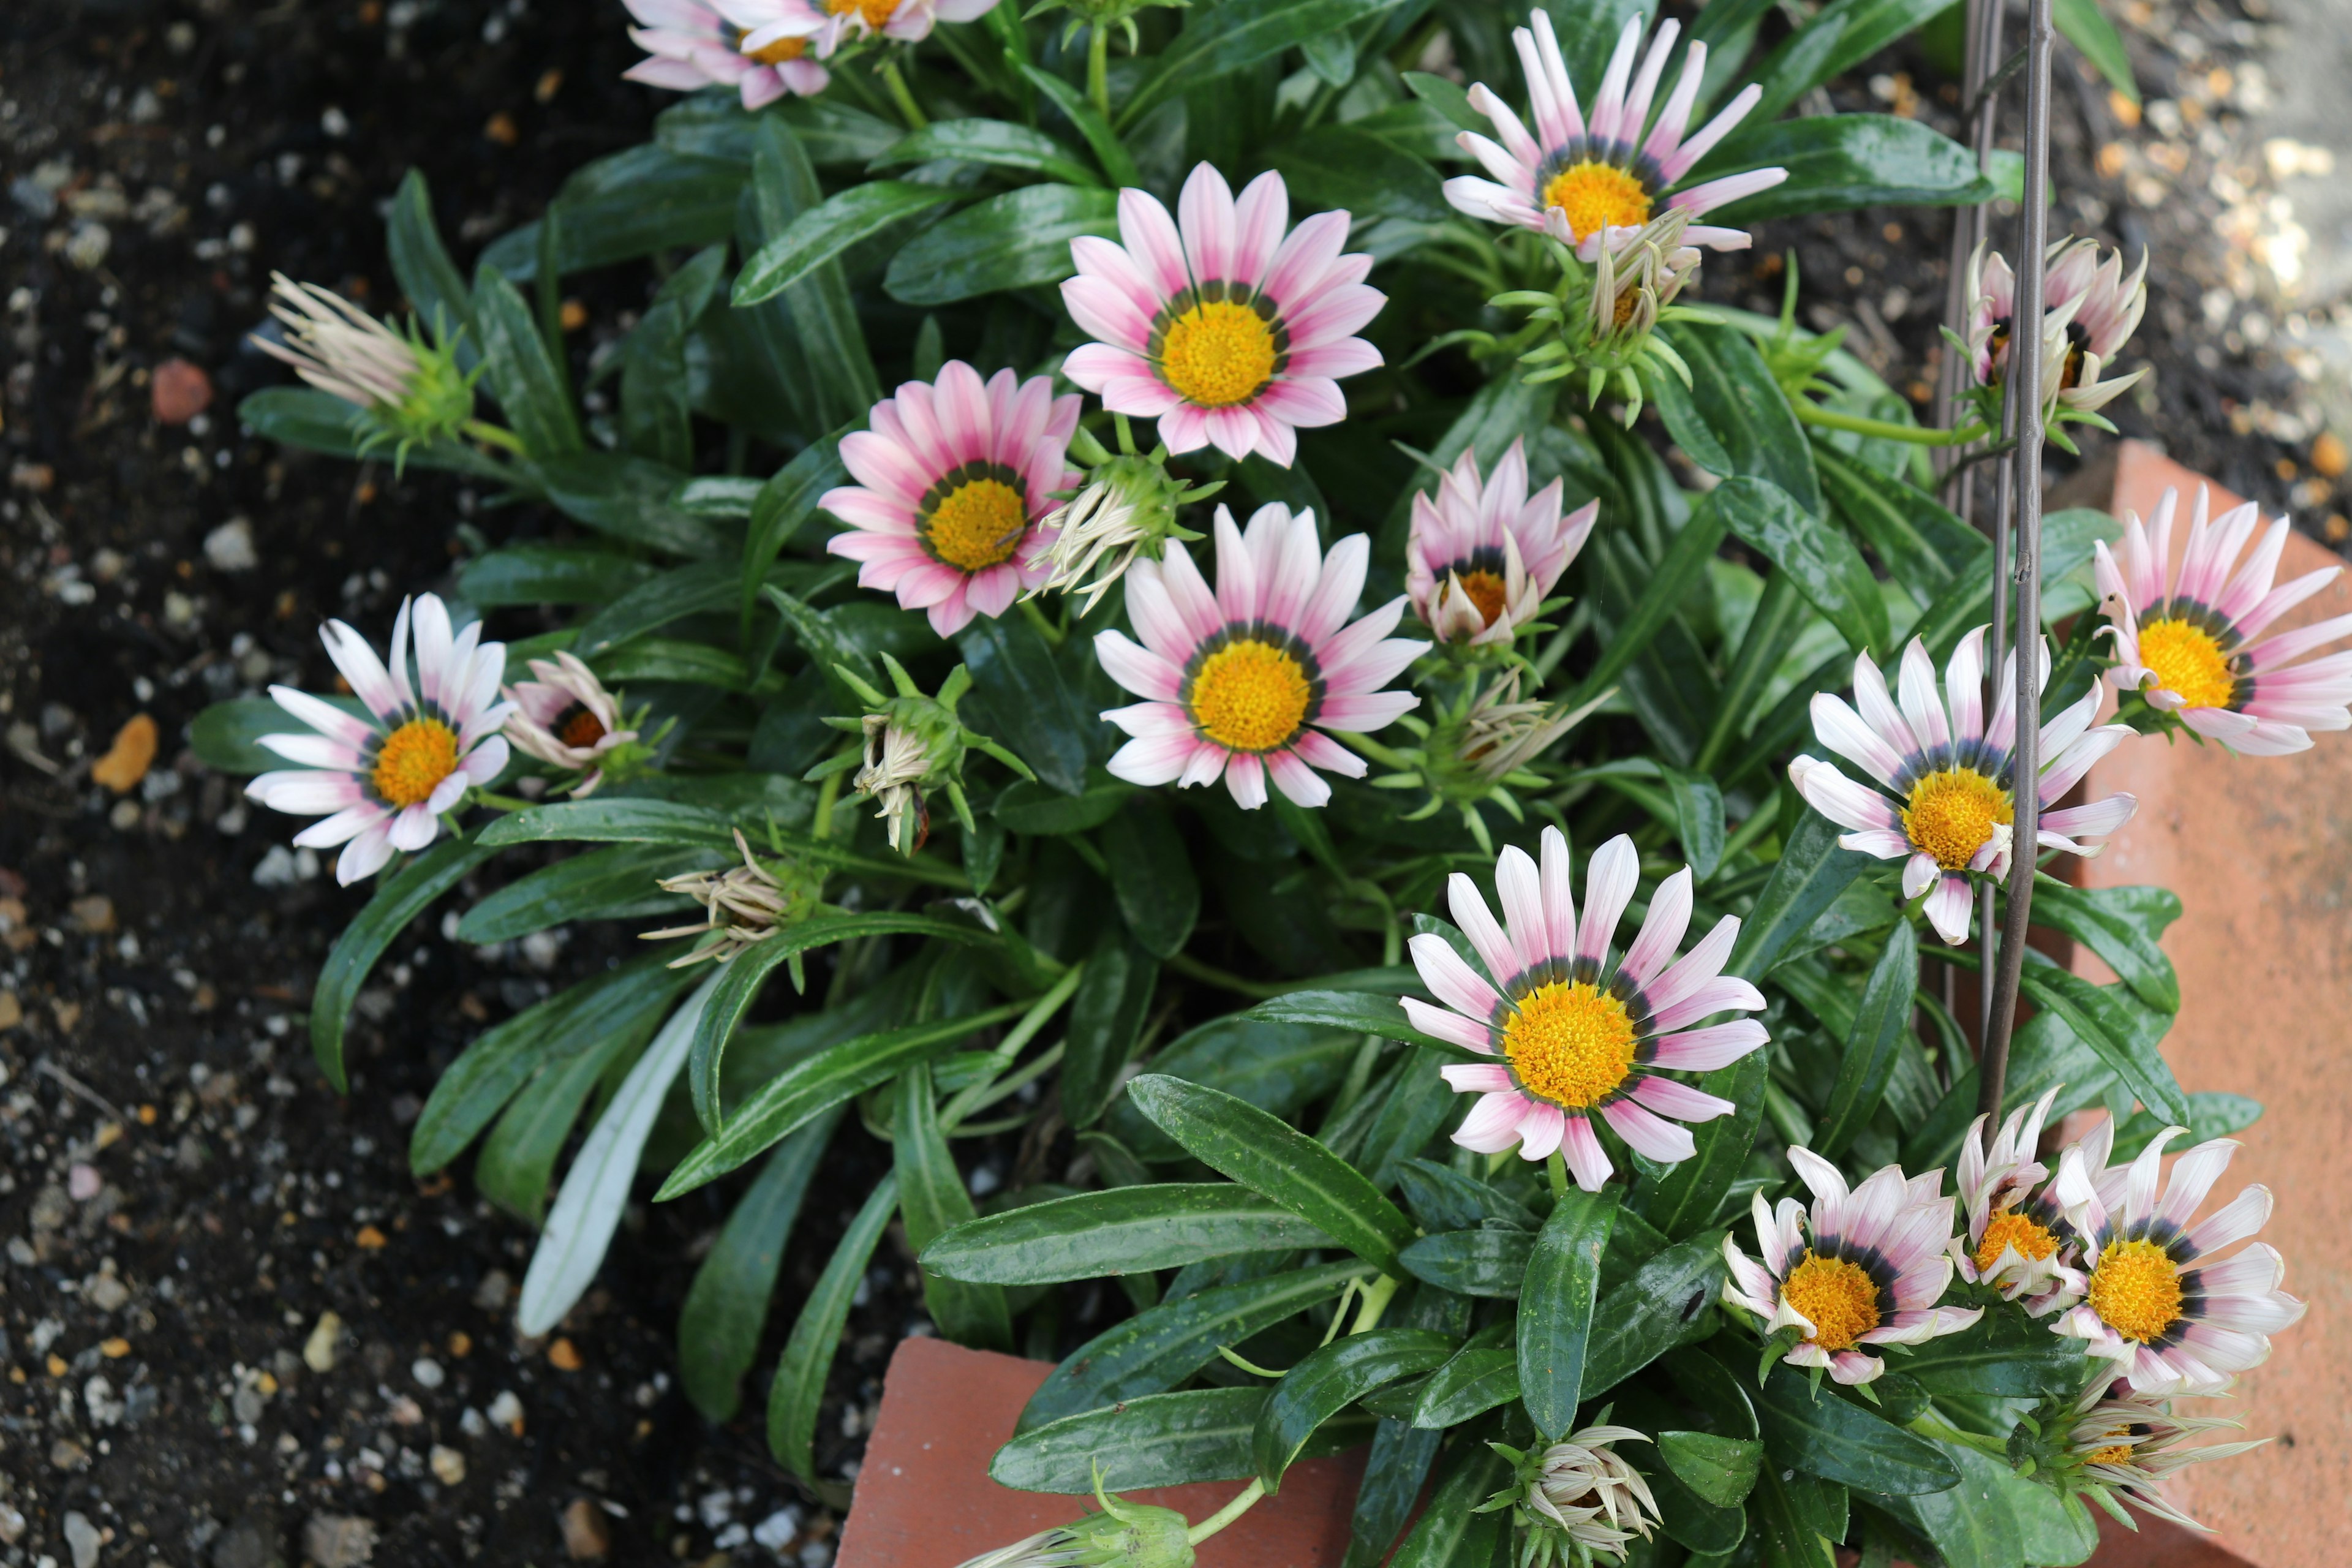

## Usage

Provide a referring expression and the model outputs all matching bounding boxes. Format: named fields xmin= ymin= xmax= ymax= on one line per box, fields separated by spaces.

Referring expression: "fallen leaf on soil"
xmin=91 ymin=715 xmax=158 ymax=793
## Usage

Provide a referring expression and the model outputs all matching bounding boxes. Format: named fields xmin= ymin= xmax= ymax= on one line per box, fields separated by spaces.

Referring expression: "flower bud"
xmin=1032 ymin=451 xmax=1214 ymax=614
xmin=956 ymin=1496 xmax=1194 ymax=1568
xmin=1485 ymin=1425 xmax=1662 ymax=1566
xmin=502 ymin=652 xmax=643 ymax=797
xmin=254 ymin=274 xmax=481 ymax=468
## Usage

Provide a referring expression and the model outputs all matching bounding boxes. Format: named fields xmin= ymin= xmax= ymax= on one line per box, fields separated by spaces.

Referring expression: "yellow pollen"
xmin=1973 ymin=1208 xmax=2060 ymax=1275
xmin=2084 ymin=1444 xmax=2138 ymax=1466
xmin=743 ymin=34 xmax=808 ymax=64
xmin=826 ymin=0 xmax=898 ymax=26
xmin=2137 ymin=617 xmax=2237 ymax=710
xmin=1540 ymin=160 xmax=1654 ymax=244
xmin=1611 ymin=288 xmax=1642 ymax=328
xmin=923 ymin=477 xmax=1029 ymax=573
xmin=2087 ymin=1237 xmax=2185 ymax=1344
xmin=1502 ymin=981 xmax=1637 ymax=1109
xmin=1159 ymin=300 xmax=1277 ymax=408
xmin=1442 ymin=568 xmax=1510 ymax=630
xmin=371 ymin=718 xmax=460 ymax=808
xmin=1187 ymin=639 xmax=1312 ymax=753
xmin=1902 ymin=767 xmax=2013 ymax=871
xmin=1781 ymin=1251 xmax=1883 ymax=1352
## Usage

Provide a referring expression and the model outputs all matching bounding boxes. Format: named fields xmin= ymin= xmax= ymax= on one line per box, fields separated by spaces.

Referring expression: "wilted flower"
xmin=2052 ymin=1379 xmax=2267 ymax=1532
xmin=1371 ymin=673 xmax=1607 ymax=851
xmin=1966 ymin=238 xmax=2147 ymax=416
xmin=809 ymin=655 xmax=1035 ymax=854
xmin=1485 ymin=1424 xmax=1661 ymax=1566
xmin=1405 ymin=440 xmax=1594 ymax=647
xmin=502 ymin=652 xmax=641 ymax=797
xmin=622 ymin=0 xmax=830 ymax=106
xmin=253 ymin=274 xmax=483 ymax=468
xmin=644 ymin=829 xmax=818 ymax=967
xmin=1444 ymin=10 xmax=1785 ymax=255
xmin=742 ymin=0 xmax=1002 ymax=59
xmin=954 ymin=1476 xmax=1196 ymax=1568
xmin=1030 ymin=449 xmax=1215 ymax=614
xmin=1950 ymin=1086 xmax=2084 ymax=1313
xmin=246 ymin=595 xmax=511 ymax=886
xmin=2097 ymin=484 xmax=2352 ymax=754
xmin=1722 ymin=1148 xmax=1983 ymax=1385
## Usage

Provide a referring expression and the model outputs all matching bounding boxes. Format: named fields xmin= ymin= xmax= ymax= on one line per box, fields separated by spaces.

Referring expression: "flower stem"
xmin=470 ymin=790 xmax=536 ymax=812
xmin=462 ymin=419 xmax=527 ymax=455
xmin=1164 ymin=951 xmax=1301 ymax=1000
xmin=813 ymin=768 xmax=844 ymax=841
xmin=876 ymin=56 xmax=927 ymax=130
xmin=1791 ymin=401 xmax=1988 ymax=447
xmin=1329 ymin=729 xmax=1414 ymax=771
xmin=1186 ymin=1480 xmax=1265 ymax=1546
xmin=1087 ymin=23 xmax=1111 ymax=118
xmin=1351 ymin=1273 xmax=1400 ymax=1334
xmin=1546 ymin=1150 xmax=1570 ymax=1200
xmin=1018 ymin=597 xmax=1066 ymax=647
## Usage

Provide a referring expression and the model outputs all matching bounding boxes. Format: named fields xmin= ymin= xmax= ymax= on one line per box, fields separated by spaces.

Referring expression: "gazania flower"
xmin=1787 ymin=628 xmax=2138 ymax=944
xmin=622 ymin=0 xmax=829 ymax=106
xmin=952 ymin=1490 xmax=1193 ymax=1568
xmin=743 ymin=0 xmax=998 ymax=58
xmin=503 ymin=652 xmax=638 ymax=797
xmin=1722 ymin=1148 xmax=1983 ymax=1385
xmin=1966 ymin=238 xmax=2147 ymax=413
xmin=1029 ymin=451 xmax=1214 ymax=614
xmin=1950 ymin=1086 xmax=2083 ymax=1313
xmin=1060 ymin=164 xmax=1384 ymax=466
xmin=254 ymin=274 xmax=477 ymax=466
xmin=644 ymin=829 xmax=818 ymax=967
xmin=2097 ymin=484 xmax=2352 ymax=755
xmin=822 ymin=361 xmax=1081 ymax=637
xmin=1403 ymin=829 xmax=1766 ymax=1189
xmin=1444 ymin=10 xmax=1786 ymax=255
xmin=2060 ymin=1379 xmax=2267 ymax=1532
xmin=2052 ymin=1125 xmax=2307 ymax=1393
xmin=1094 ymin=502 xmax=1422 ymax=809
xmin=246 ymin=595 xmax=512 ymax=886
xmin=1491 ymin=1425 xmax=1661 ymax=1565
xmin=1405 ymin=439 xmax=1595 ymax=647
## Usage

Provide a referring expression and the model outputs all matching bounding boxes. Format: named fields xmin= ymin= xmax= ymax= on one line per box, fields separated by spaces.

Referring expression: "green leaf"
xmin=679 ymin=1106 xmax=841 ymax=1422
xmin=1268 ymin=127 xmax=1447 ymax=223
xmin=1713 ymin=476 xmax=1887 ymax=656
xmin=2056 ymin=0 xmax=2137 ymax=100
xmin=1899 ymin=1311 xmax=2092 ymax=1398
xmin=1255 ymin=1330 xmax=1458 ymax=1491
xmin=1640 ymin=1050 xmax=1768 ymax=1239
xmin=884 ymin=183 xmax=1119 ymax=306
xmin=1119 ymin=0 xmax=1411 ymax=127
xmin=957 ymin=614 xmax=1090 ymax=795
xmin=1518 ymin=1185 xmax=1618 ymax=1439
xmin=1401 ymin=70 xmax=1484 ymax=135
xmin=770 ymin=1173 xmax=898 ymax=1483
xmin=189 ymin=695 xmax=369 ymax=775
xmin=1697 ymin=115 xmax=1994 ymax=225
xmin=1389 ymin=1442 xmax=1511 ymax=1568
xmin=1099 ymin=799 xmax=1199 ymax=957
xmin=657 ymin=1000 xmax=1030 ymax=1200
xmin=1061 ymin=935 xmax=1158 ymax=1128
xmin=1664 ymin=767 xmax=1727 ymax=881
xmin=2109 ymin=1090 xmax=2263 ymax=1163
xmin=474 ymin=1008 xmax=653 ymax=1221
xmin=2015 ymin=956 xmax=2188 ymax=1125
xmin=1409 ymin=1321 xmax=1520 ymax=1428
xmin=1871 ymin=1438 xmax=2029 ymax=1568
xmin=1018 ymin=1259 xmax=1371 ymax=1430
xmin=472 ymin=267 xmax=583 ymax=458
xmin=1580 ymin=1231 xmax=1728 ymax=1395
xmin=594 ymin=637 xmax=749 ymax=690
xmin=479 ymin=797 xmax=737 ymax=849
xmin=1126 ymin=1076 xmax=1418 ymax=1275
xmin=922 ymin=1184 xmax=1335 ymax=1283
xmin=895 ymin=1061 xmax=1012 ymax=1351
xmin=733 ymin=179 xmax=962 ymax=306
xmin=1746 ymin=0 xmax=1956 ymax=119
xmin=1395 ymin=1159 xmax=1540 ymax=1234
xmin=2027 ymin=883 xmax=2180 ymax=1014
xmin=1814 ymin=443 xmax=1988 ymax=606
xmin=1728 ymin=807 xmax=1872 ymax=980
xmin=1722 ymin=1346 xmax=1959 ymax=1494
xmin=1752 ymin=1462 xmax=1843 ymax=1568
xmin=1346 ymin=1419 xmax=1444 ymax=1568
xmin=995 ymin=1386 xmax=1372 ymax=1492
xmin=386 ymin=170 xmax=475 ymax=350
xmin=481 ymin=145 xmax=746 ymax=280
xmin=1398 ymin=1229 xmax=1531 ymax=1298
xmin=1563 ymin=484 xmax=1730 ymax=710
xmin=454 ymin=843 xmax=717 ymax=945
xmin=1814 ymin=919 xmax=1918 ymax=1158
xmin=1355 ymin=1049 xmax=1460 ymax=1193
xmin=870 ymin=117 xmax=1101 ymax=186
xmin=744 ymin=437 xmax=846 ymax=638
xmin=1660 ymin=1430 xmax=1763 ymax=1509
xmin=572 ymin=560 xmax=739 ymax=658
xmin=533 ymin=451 xmax=730 ymax=557
xmin=461 ymin=543 xmax=654 ymax=608
xmin=311 ymin=833 xmax=497 ymax=1092
xmin=1665 ymin=323 xmax=1823 ymax=514
xmin=745 ymin=118 xmax=881 ymax=423
xmin=993 ymin=774 xmax=1134 ymax=835
xmin=1019 ymin=65 xmax=1141 ymax=186
xmin=1242 ymin=992 xmax=1476 ymax=1060
xmin=620 ymin=244 xmax=724 ymax=467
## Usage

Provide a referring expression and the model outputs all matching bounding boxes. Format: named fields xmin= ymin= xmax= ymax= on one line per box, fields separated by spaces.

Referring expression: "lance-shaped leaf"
xmin=1713 ymin=475 xmax=1886 ymax=656
xmin=2015 ymin=955 xmax=2188 ymax=1125
xmin=1118 ymin=0 xmax=1411 ymax=127
xmin=1662 ymin=323 xmax=1822 ymax=514
xmin=869 ymin=118 xmax=1101 ymax=186
xmin=1814 ymin=919 xmax=1919 ymax=1158
xmin=769 ymin=1174 xmax=897 ymax=1483
xmin=921 ymin=1185 xmax=1335 ymax=1284
xmin=1580 ymin=1231 xmax=1728 ymax=1397
xmin=2026 ymin=882 xmax=2180 ymax=1014
xmin=895 ymin=1062 xmax=1012 ymax=1351
xmin=885 ymin=184 xmax=1118 ymax=306
xmin=479 ymin=797 xmax=736 ymax=849
xmin=1389 ymin=1442 xmax=1511 ymax=1568
xmin=1727 ymin=807 xmax=1872 ymax=980
xmin=456 ymin=843 xmax=717 ymax=944
xmin=734 ymin=180 xmax=961 ymax=305
xmin=1714 ymin=1344 xmax=1959 ymax=1494
xmin=312 ymin=833 xmax=499 ymax=1091
xmin=1242 ymin=992 xmax=1477 ymax=1060
xmin=1518 ymin=1185 xmax=1619 ymax=1439
xmin=1254 ymin=1330 xmax=1459 ymax=1491
xmin=1696 ymin=115 xmax=1994 ymax=225
xmin=1411 ymin=1321 xmax=1520 ymax=1430
xmin=1398 ymin=1228 xmax=1532 ymax=1298
xmin=992 ymin=1386 xmax=1371 ymax=1493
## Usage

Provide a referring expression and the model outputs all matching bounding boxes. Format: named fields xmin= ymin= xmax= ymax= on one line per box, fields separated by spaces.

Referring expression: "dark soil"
xmin=0 ymin=1 xmax=2318 ymax=1566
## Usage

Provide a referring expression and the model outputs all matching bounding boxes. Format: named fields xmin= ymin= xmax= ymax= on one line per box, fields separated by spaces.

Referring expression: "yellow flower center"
xmin=826 ymin=0 xmax=898 ymax=26
xmin=372 ymin=717 xmax=460 ymax=808
xmin=1442 ymin=568 xmax=1510 ymax=630
xmin=1186 ymin=639 xmax=1313 ymax=753
xmin=1159 ymin=299 xmax=1278 ymax=409
xmin=1902 ymin=766 xmax=2013 ymax=871
xmin=2087 ymin=1237 xmax=2185 ymax=1344
xmin=743 ymin=34 xmax=809 ymax=64
xmin=1973 ymin=1208 xmax=2060 ymax=1275
xmin=1781 ymin=1251 xmax=1883 ymax=1352
xmin=2084 ymin=1444 xmax=2138 ymax=1466
xmin=923 ymin=477 xmax=1030 ymax=573
xmin=1502 ymin=981 xmax=1637 ymax=1110
xmin=2137 ymin=617 xmax=2237 ymax=710
xmin=1540 ymin=160 xmax=1654 ymax=244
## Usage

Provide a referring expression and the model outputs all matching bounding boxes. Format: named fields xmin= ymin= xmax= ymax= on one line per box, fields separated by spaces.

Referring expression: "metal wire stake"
xmin=1932 ymin=0 xmax=2011 ymax=491
xmin=1977 ymin=0 xmax=2057 ymax=1117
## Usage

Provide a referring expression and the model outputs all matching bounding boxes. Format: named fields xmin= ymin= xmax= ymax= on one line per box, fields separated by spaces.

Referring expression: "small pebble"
xmin=64 ymin=1511 xmax=102 ymax=1568
xmin=203 ymin=517 xmax=258 ymax=572
xmin=487 ymin=1389 xmax=524 ymax=1432
xmin=151 ymin=358 xmax=213 ymax=424
xmin=412 ymin=1356 xmax=445 ymax=1389
xmin=548 ymin=1337 xmax=582 ymax=1371
xmin=68 ymin=1163 xmax=102 ymax=1200
xmin=303 ymin=1514 xmax=378 ymax=1568
xmin=91 ymin=714 xmax=159 ymax=793
xmin=559 ymin=1499 xmax=610 ymax=1560
xmin=303 ymin=1310 xmax=343 ymax=1373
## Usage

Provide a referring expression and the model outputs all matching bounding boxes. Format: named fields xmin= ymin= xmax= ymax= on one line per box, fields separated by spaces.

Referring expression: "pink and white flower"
xmin=2062 ymin=1379 xmax=2267 ymax=1532
xmin=1950 ymin=1085 xmax=2084 ymax=1313
xmin=1404 ymin=829 xmax=1766 ymax=1189
xmin=1787 ymin=627 xmax=2138 ymax=944
xmin=246 ymin=595 xmax=513 ymax=886
xmin=1094 ymin=502 xmax=1421 ymax=809
xmin=1966 ymin=238 xmax=2147 ymax=413
xmin=1060 ymin=164 xmax=1384 ymax=467
xmin=1405 ymin=439 xmax=1597 ymax=647
xmin=2096 ymin=484 xmax=2352 ymax=755
xmin=1722 ymin=1148 xmax=1983 ymax=1385
xmin=2052 ymin=1123 xmax=2307 ymax=1394
xmin=742 ymin=0 xmax=999 ymax=59
xmin=1444 ymin=10 xmax=1787 ymax=255
xmin=622 ymin=0 xmax=829 ymax=107
xmin=503 ymin=652 xmax=638 ymax=797
xmin=821 ymin=360 xmax=1082 ymax=638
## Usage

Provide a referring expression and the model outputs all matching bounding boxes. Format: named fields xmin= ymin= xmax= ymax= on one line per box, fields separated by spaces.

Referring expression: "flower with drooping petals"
xmin=1444 ymin=10 xmax=1786 ymax=255
xmin=503 ymin=652 xmax=638 ymax=797
xmin=1722 ymin=1148 xmax=1983 ymax=1385
xmin=1950 ymin=1085 xmax=2084 ymax=1313
xmin=245 ymin=595 xmax=513 ymax=886
xmin=2059 ymin=1379 xmax=2267 ymax=1533
xmin=622 ymin=0 xmax=830 ymax=105
xmin=1405 ymin=439 xmax=1596 ymax=647
xmin=1094 ymin=503 xmax=1422 ymax=809
xmin=821 ymin=361 xmax=1082 ymax=638
xmin=1061 ymin=164 xmax=1384 ymax=466
xmin=1787 ymin=627 xmax=2139 ymax=944
xmin=1966 ymin=238 xmax=2147 ymax=414
xmin=1404 ymin=829 xmax=1766 ymax=1189
xmin=743 ymin=0 xmax=1000 ymax=59
xmin=644 ymin=829 xmax=821 ymax=967
xmin=1488 ymin=1423 xmax=1661 ymax=1566
xmin=2097 ymin=484 xmax=2352 ymax=755
xmin=2052 ymin=1123 xmax=2307 ymax=1393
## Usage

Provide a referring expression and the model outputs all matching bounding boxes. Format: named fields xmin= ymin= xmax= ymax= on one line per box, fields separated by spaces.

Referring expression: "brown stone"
xmin=150 ymin=358 xmax=213 ymax=425
xmin=90 ymin=713 xmax=157 ymax=793
xmin=559 ymin=1499 xmax=610 ymax=1560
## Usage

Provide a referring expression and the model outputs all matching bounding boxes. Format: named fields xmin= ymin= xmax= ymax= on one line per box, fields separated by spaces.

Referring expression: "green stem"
xmin=1351 ymin=1273 xmax=1400 ymax=1334
xmin=1164 ymin=951 xmax=1298 ymax=1000
xmin=1792 ymin=401 xmax=1988 ymax=447
xmin=1019 ymin=597 xmax=1066 ymax=647
xmin=813 ymin=768 xmax=844 ymax=841
xmin=876 ymin=56 xmax=927 ymax=130
xmin=470 ymin=790 xmax=535 ymax=812
xmin=1329 ymin=729 xmax=1413 ymax=771
xmin=461 ymin=419 xmax=528 ymax=455
xmin=938 ymin=962 xmax=1085 ymax=1131
xmin=1186 ymin=1480 xmax=1265 ymax=1546
xmin=1546 ymin=1150 xmax=1570 ymax=1201
xmin=1086 ymin=23 xmax=1110 ymax=118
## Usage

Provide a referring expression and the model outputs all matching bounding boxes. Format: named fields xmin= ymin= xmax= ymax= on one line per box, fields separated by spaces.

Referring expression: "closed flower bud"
xmin=253 ymin=274 xmax=488 ymax=470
